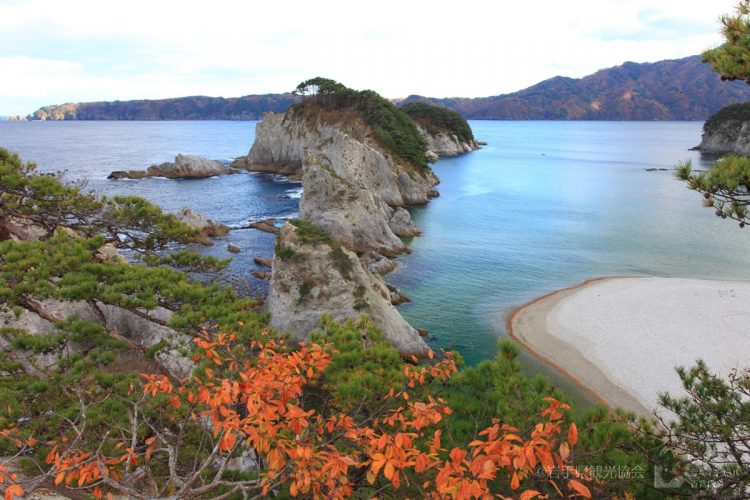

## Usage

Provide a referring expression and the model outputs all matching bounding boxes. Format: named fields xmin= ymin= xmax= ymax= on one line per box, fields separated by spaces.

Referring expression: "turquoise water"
xmin=389 ymin=121 xmax=750 ymax=368
xmin=2 ymin=120 xmax=749 ymax=374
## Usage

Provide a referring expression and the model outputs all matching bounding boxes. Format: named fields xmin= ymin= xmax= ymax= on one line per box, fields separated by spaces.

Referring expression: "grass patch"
xmin=330 ymin=246 xmax=353 ymax=279
xmin=297 ymin=282 xmax=311 ymax=305
xmin=321 ymin=164 xmax=342 ymax=181
xmin=145 ymin=340 xmax=169 ymax=359
xmin=289 ymin=219 xmax=332 ymax=245
xmin=292 ymin=78 xmax=431 ymax=169
xmin=275 ymin=244 xmax=304 ymax=262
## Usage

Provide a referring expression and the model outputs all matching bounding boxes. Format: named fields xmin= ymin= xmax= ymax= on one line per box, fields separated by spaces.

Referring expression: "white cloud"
xmin=0 ymin=0 xmax=741 ymax=114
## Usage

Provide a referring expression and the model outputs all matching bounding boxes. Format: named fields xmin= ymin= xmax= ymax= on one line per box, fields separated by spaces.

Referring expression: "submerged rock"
xmin=251 ymin=270 xmax=270 ymax=280
xmin=254 ymin=257 xmax=273 ymax=268
xmin=249 ymin=219 xmax=278 ymax=233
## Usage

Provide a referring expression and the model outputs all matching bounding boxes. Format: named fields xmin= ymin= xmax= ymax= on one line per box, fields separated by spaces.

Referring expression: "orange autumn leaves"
xmin=0 ymin=329 xmax=590 ymax=499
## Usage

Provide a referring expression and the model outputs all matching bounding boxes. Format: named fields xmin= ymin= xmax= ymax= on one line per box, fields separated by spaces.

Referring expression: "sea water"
xmin=2 ymin=120 xmax=747 ymax=371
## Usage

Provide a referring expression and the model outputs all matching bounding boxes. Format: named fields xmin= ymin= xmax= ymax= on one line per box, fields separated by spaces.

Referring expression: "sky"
xmin=0 ymin=0 xmax=739 ymax=115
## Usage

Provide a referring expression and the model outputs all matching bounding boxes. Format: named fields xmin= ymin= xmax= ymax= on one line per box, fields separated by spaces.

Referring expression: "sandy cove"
xmin=507 ymin=277 xmax=750 ymax=417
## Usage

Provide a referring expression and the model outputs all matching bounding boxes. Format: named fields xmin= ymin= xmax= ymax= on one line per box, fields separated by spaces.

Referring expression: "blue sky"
xmin=0 ymin=0 xmax=738 ymax=115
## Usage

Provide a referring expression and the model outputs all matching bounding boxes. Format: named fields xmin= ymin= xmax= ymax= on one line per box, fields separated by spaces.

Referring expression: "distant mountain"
xmin=30 ymin=94 xmax=299 ymax=121
xmin=399 ymin=56 xmax=750 ymax=120
xmin=27 ymin=56 xmax=750 ymax=121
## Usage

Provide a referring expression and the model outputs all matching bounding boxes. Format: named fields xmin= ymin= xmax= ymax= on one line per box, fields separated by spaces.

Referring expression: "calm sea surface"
xmin=2 ymin=120 xmax=747 ymax=380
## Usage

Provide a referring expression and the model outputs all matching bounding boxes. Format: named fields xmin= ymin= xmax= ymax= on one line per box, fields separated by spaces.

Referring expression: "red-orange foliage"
xmin=0 ymin=328 xmax=590 ymax=499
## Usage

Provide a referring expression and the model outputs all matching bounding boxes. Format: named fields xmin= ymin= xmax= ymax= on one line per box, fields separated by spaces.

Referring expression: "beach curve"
xmin=507 ymin=277 xmax=750 ymax=417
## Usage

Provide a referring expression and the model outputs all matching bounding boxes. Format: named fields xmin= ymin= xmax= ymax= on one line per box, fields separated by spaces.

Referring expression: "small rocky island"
xmin=241 ymin=78 xmax=480 ymax=356
xmin=694 ymin=102 xmax=750 ymax=155
xmin=108 ymin=153 xmax=238 ymax=179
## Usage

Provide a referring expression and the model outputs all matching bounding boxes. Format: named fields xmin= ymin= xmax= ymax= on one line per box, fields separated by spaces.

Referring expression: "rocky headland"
xmin=108 ymin=154 xmax=238 ymax=179
xmin=245 ymin=83 xmax=480 ymax=355
xmin=402 ymin=102 xmax=480 ymax=156
xmin=245 ymin=107 xmax=440 ymax=256
xmin=694 ymin=102 xmax=750 ymax=155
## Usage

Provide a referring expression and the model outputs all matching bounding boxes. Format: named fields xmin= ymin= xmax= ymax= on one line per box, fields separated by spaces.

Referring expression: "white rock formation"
xmin=249 ymin=107 xmax=478 ymax=355
xmin=415 ymin=124 xmax=481 ymax=157
xmin=175 ymin=208 xmax=229 ymax=237
xmin=266 ymin=223 xmax=428 ymax=356
xmin=695 ymin=119 xmax=750 ymax=155
xmin=299 ymin=152 xmax=409 ymax=256
xmin=247 ymin=110 xmax=439 ymax=205
xmin=0 ymin=299 xmax=193 ymax=379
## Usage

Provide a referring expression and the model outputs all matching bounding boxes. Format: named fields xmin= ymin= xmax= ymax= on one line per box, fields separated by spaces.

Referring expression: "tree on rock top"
xmin=402 ymin=101 xmax=475 ymax=144
xmin=679 ymin=1 xmax=750 ymax=227
xmin=291 ymin=78 xmax=431 ymax=169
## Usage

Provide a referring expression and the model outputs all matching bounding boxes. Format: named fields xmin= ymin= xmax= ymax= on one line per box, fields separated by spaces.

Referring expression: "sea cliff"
xmin=245 ymin=92 xmax=479 ymax=355
xmin=694 ymin=102 xmax=750 ymax=155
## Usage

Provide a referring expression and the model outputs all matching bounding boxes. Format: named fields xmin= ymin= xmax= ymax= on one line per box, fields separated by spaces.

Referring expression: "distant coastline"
xmin=20 ymin=55 xmax=750 ymax=122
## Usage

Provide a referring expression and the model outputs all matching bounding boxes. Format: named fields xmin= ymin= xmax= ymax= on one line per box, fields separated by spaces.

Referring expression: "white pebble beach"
xmin=508 ymin=277 xmax=750 ymax=417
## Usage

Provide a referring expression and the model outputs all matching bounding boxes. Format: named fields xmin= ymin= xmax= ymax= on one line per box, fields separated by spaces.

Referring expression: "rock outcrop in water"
xmin=694 ymin=102 xmax=750 ymax=155
xmin=248 ymin=90 xmax=478 ymax=355
xmin=401 ymin=102 xmax=481 ymax=156
xmin=246 ymin=107 xmax=439 ymax=256
xmin=267 ymin=223 xmax=428 ymax=356
xmin=415 ymin=124 xmax=480 ymax=157
xmin=174 ymin=208 xmax=230 ymax=245
xmin=108 ymin=154 xmax=238 ymax=180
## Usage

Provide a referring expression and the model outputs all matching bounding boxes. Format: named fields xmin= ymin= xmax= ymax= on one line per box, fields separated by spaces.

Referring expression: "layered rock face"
xmin=248 ymin=108 xmax=451 ymax=354
xmin=0 ymin=299 xmax=193 ymax=379
xmin=267 ymin=224 xmax=428 ymax=356
xmin=109 ymin=154 xmax=237 ymax=180
xmin=416 ymin=124 xmax=481 ymax=157
xmin=247 ymin=109 xmax=437 ymax=256
xmin=247 ymin=110 xmax=439 ymax=205
xmin=695 ymin=117 xmax=750 ymax=155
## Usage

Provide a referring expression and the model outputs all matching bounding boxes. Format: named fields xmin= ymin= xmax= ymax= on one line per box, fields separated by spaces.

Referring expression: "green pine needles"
xmin=401 ymin=102 xmax=475 ymax=144
xmin=293 ymin=78 xmax=431 ymax=169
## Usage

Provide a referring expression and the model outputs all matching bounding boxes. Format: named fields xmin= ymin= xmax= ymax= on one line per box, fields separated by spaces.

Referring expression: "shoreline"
xmin=506 ymin=277 xmax=650 ymax=416
xmin=506 ymin=276 xmax=750 ymax=418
